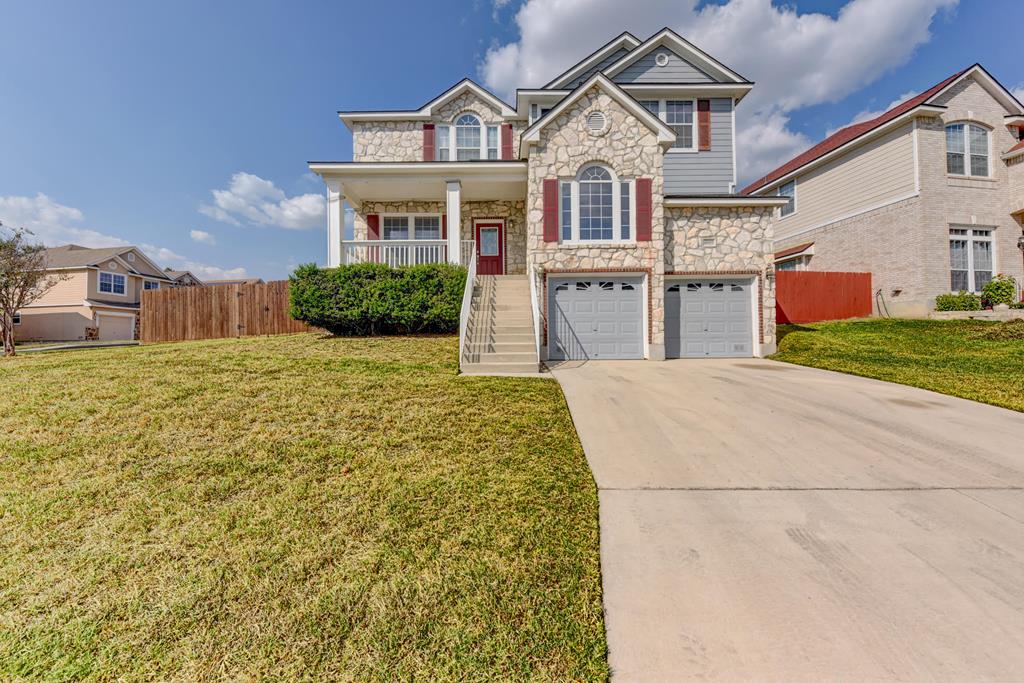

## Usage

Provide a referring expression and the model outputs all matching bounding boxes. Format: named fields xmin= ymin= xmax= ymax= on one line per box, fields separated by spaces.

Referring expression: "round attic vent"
xmin=586 ymin=111 xmax=606 ymax=134
xmin=655 ymin=52 xmax=670 ymax=67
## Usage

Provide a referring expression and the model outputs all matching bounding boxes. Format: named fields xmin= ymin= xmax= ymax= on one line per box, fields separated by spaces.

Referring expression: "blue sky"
xmin=1 ymin=0 xmax=1018 ymax=280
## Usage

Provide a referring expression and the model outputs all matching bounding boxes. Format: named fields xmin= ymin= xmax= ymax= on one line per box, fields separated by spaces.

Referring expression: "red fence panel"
xmin=776 ymin=271 xmax=872 ymax=324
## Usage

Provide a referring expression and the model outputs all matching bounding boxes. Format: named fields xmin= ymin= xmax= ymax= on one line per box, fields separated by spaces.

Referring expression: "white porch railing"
xmin=458 ymin=243 xmax=478 ymax=372
xmin=343 ymin=240 xmax=476 ymax=267
xmin=528 ymin=261 xmax=542 ymax=362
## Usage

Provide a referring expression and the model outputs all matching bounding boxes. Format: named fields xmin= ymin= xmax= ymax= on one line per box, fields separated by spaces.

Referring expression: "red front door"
xmin=475 ymin=222 xmax=504 ymax=275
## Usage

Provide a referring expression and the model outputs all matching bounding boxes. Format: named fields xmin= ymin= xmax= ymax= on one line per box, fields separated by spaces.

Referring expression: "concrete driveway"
xmin=551 ymin=359 xmax=1024 ymax=681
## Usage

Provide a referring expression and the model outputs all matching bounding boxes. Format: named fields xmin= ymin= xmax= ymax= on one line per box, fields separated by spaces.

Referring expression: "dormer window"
xmin=436 ymin=113 xmax=499 ymax=161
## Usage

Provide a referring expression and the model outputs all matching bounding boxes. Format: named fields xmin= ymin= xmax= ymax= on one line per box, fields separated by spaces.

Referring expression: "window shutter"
xmin=367 ymin=214 xmax=380 ymax=240
xmin=423 ymin=123 xmax=435 ymax=161
xmin=635 ymin=178 xmax=652 ymax=241
xmin=698 ymin=100 xmax=711 ymax=152
xmin=543 ymin=179 xmax=558 ymax=242
xmin=441 ymin=214 xmax=447 ymax=239
xmin=501 ymin=123 xmax=513 ymax=160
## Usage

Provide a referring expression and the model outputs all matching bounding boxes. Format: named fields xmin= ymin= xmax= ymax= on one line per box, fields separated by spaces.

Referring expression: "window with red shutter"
xmin=697 ymin=100 xmax=711 ymax=152
xmin=366 ymin=214 xmax=380 ymax=240
xmin=635 ymin=179 xmax=652 ymax=241
xmin=542 ymin=179 xmax=558 ymax=242
xmin=500 ymin=123 xmax=513 ymax=160
xmin=423 ymin=124 xmax=435 ymax=161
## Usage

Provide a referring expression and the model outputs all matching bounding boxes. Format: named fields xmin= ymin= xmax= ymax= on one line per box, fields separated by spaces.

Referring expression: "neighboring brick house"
xmin=14 ymin=244 xmax=174 ymax=342
xmin=311 ymin=28 xmax=786 ymax=368
xmin=744 ymin=65 xmax=1024 ymax=317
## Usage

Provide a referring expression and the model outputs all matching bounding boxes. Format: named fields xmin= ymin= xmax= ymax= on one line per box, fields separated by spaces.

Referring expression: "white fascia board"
xmin=621 ymin=83 xmax=754 ymax=102
xmin=665 ymin=197 xmax=790 ymax=208
xmin=927 ymin=65 xmax=1024 ymax=115
xmin=309 ymin=161 xmax=528 ymax=177
xmin=749 ymin=105 xmax=946 ymax=195
xmin=515 ymin=90 xmax=570 ymax=118
xmin=544 ymin=33 xmax=642 ymax=90
xmin=1001 ymin=146 xmax=1024 ymax=161
xmin=338 ymin=79 xmax=517 ymax=130
xmin=1003 ymin=115 xmax=1024 ymax=126
xmin=118 ymin=249 xmax=174 ymax=281
xmin=603 ymin=28 xmax=747 ymax=84
xmin=518 ymin=73 xmax=676 ymax=156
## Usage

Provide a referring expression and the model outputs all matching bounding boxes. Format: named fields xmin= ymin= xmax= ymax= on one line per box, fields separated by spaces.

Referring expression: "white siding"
xmin=773 ymin=122 xmax=917 ymax=240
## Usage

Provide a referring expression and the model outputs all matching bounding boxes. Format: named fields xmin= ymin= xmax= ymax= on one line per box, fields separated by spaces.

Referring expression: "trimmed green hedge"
xmin=935 ymin=291 xmax=982 ymax=311
xmin=289 ymin=262 xmax=467 ymax=336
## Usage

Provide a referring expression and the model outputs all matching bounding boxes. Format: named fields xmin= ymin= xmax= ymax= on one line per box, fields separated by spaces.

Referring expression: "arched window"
xmin=559 ymin=165 xmax=633 ymax=243
xmin=435 ymin=113 xmax=499 ymax=161
xmin=946 ymin=123 xmax=989 ymax=177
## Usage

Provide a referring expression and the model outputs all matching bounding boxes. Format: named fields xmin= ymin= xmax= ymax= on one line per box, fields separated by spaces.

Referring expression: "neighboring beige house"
xmin=165 ymin=269 xmax=205 ymax=287
xmin=14 ymin=244 xmax=173 ymax=342
xmin=311 ymin=28 xmax=787 ymax=369
xmin=744 ymin=64 xmax=1024 ymax=317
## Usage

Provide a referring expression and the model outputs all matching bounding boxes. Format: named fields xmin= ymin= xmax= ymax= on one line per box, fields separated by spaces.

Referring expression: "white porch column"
xmin=446 ymin=180 xmax=461 ymax=265
xmin=326 ymin=178 xmax=344 ymax=267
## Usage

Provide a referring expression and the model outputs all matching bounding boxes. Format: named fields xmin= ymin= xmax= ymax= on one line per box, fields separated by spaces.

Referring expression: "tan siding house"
xmin=745 ymin=65 xmax=1024 ymax=317
xmin=14 ymin=245 xmax=174 ymax=342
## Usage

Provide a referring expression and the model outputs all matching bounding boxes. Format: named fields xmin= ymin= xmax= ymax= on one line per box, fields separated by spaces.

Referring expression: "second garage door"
xmin=549 ymin=277 xmax=643 ymax=360
xmin=666 ymin=279 xmax=753 ymax=358
xmin=96 ymin=314 xmax=135 ymax=341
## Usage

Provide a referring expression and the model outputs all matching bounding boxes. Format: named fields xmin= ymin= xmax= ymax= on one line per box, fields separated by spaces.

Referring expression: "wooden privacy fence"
xmin=776 ymin=271 xmax=872 ymax=324
xmin=140 ymin=280 xmax=308 ymax=344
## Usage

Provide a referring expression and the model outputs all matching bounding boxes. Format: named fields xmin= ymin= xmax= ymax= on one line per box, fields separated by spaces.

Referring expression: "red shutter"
xmin=367 ymin=214 xmax=380 ymax=240
xmin=423 ymin=124 xmax=435 ymax=161
xmin=635 ymin=178 xmax=652 ymax=241
xmin=697 ymin=100 xmax=711 ymax=151
xmin=543 ymin=179 xmax=558 ymax=242
xmin=501 ymin=123 xmax=513 ymax=160
xmin=441 ymin=214 xmax=447 ymax=239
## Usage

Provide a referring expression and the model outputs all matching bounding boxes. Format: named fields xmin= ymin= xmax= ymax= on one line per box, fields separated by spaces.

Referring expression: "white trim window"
xmin=778 ymin=180 xmax=796 ymax=217
xmin=381 ymin=214 xmax=442 ymax=240
xmin=638 ymin=99 xmax=695 ymax=151
xmin=143 ymin=280 xmax=161 ymax=290
xmin=946 ymin=123 xmax=989 ymax=177
xmin=436 ymin=113 xmax=499 ymax=161
xmin=949 ymin=227 xmax=994 ymax=292
xmin=775 ymin=255 xmax=809 ymax=271
xmin=559 ymin=165 xmax=634 ymax=243
xmin=99 ymin=271 xmax=127 ymax=296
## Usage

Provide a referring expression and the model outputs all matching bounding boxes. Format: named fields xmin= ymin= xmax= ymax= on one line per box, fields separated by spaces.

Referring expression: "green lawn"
xmin=774 ymin=319 xmax=1024 ymax=412
xmin=0 ymin=334 xmax=607 ymax=681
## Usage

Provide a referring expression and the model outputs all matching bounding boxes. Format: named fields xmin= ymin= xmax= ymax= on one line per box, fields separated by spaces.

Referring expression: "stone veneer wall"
xmin=526 ymin=86 xmax=666 ymax=356
xmin=352 ymin=200 xmax=527 ymax=275
xmin=352 ymin=91 xmax=524 ymax=162
xmin=665 ymin=206 xmax=776 ymax=349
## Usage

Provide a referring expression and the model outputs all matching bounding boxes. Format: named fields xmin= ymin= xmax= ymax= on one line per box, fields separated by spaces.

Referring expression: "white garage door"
xmin=665 ymin=279 xmax=753 ymax=358
xmin=549 ymin=277 xmax=643 ymax=360
xmin=96 ymin=314 xmax=135 ymax=341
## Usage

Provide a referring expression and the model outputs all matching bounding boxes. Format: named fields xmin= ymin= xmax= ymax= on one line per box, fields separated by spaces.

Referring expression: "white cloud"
xmin=139 ymin=243 xmax=248 ymax=281
xmin=200 ymin=172 xmax=326 ymax=230
xmin=479 ymin=0 xmax=958 ymax=184
xmin=0 ymin=193 xmax=128 ymax=248
xmin=190 ymin=229 xmax=216 ymax=245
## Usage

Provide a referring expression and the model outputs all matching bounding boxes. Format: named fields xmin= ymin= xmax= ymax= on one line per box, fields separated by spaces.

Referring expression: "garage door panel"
xmin=666 ymin=279 xmax=754 ymax=358
xmin=550 ymin=277 xmax=643 ymax=360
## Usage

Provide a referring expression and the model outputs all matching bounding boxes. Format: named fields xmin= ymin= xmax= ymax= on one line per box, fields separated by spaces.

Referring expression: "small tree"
xmin=0 ymin=222 xmax=65 ymax=357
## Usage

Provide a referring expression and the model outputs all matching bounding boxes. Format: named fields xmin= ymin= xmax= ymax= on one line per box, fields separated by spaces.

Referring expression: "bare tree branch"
xmin=0 ymin=221 xmax=67 ymax=356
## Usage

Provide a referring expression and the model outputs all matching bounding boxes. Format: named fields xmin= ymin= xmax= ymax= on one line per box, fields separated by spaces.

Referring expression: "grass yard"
xmin=0 ymin=334 xmax=607 ymax=681
xmin=774 ymin=318 xmax=1024 ymax=413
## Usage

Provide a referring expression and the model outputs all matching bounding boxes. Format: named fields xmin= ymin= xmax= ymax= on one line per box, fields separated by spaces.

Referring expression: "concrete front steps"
xmin=462 ymin=274 xmax=541 ymax=375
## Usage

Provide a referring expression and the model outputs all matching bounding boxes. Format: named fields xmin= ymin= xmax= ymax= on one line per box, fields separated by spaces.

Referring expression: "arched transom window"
xmin=435 ymin=113 xmax=499 ymax=161
xmin=946 ymin=123 xmax=989 ymax=177
xmin=559 ymin=165 xmax=634 ymax=243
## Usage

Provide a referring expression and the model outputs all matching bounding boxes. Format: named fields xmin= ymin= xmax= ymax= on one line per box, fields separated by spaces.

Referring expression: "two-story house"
xmin=311 ymin=29 xmax=786 ymax=371
xmin=14 ymin=244 xmax=173 ymax=342
xmin=744 ymin=64 xmax=1024 ymax=317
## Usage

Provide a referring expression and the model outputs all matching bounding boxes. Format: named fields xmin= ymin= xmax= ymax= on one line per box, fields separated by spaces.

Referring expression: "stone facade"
xmin=352 ymin=91 xmax=523 ymax=163
xmin=526 ymin=86 xmax=668 ymax=356
xmin=665 ymin=206 xmax=775 ymax=347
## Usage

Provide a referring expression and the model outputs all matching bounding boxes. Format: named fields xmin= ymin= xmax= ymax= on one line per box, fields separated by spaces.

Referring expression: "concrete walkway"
xmin=552 ymin=359 xmax=1024 ymax=681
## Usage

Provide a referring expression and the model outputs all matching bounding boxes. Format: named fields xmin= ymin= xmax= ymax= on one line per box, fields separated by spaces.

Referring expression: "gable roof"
xmin=518 ymin=73 xmax=676 ymax=156
xmin=543 ymin=32 xmax=642 ymax=90
xmin=43 ymin=244 xmax=173 ymax=280
xmin=338 ymin=79 xmax=517 ymax=128
xmin=603 ymin=27 xmax=748 ymax=85
xmin=743 ymin=64 xmax=1024 ymax=195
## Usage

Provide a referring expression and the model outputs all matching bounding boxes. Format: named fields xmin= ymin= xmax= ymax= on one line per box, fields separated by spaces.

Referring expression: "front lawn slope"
xmin=0 ymin=334 xmax=607 ymax=681
xmin=774 ymin=319 xmax=1024 ymax=413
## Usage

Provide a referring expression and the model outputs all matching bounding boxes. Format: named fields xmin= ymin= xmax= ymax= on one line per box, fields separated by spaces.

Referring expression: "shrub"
xmin=289 ymin=262 xmax=467 ymax=335
xmin=935 ymin=291 xmax=982 ymax=311
xmin=981 ymin=274 xmax=1018 ymax=307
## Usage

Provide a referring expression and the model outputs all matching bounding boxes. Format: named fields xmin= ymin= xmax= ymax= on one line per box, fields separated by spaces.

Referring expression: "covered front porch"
xmin=310 ymin=161 xmax=528 ymax=273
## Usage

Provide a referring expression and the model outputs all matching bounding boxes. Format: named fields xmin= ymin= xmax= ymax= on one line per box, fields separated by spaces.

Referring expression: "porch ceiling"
xmin=309 ymin=161 xmax=527 ymax=205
